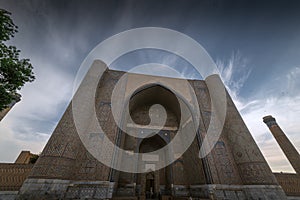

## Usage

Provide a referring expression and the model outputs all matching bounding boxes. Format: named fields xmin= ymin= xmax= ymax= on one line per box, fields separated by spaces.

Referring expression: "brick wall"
xmin=274 ymin=173 xmax=300 ymax=196
xmin=0 ymin=163 xmax=33 ymax=191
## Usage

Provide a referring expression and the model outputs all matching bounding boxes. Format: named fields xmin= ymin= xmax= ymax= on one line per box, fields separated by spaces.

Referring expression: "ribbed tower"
xmin=263 ymin=115 xmax=300 ymax=174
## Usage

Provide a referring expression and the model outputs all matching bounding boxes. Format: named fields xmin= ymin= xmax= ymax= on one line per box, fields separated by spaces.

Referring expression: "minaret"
xmin=263 ymin=115 xmax=300 ymax=174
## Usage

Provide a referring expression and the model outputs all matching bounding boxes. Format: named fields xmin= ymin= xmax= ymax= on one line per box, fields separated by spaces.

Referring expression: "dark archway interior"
xmin=139 ymin=134 xmax=167 ymax=153
xmin=129 ymin=85 xmax=181 ymax=128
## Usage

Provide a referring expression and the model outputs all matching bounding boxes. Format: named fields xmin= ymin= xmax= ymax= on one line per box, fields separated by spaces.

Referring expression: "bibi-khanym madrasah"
xmin=0 ymin=60 xmax=300 ymax=200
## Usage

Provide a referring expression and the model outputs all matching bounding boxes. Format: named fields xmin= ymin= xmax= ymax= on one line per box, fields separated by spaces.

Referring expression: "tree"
xmin=29 ymin=154 xmax=39 ymax=164
xmin=0 ymin=9 xmax=35 ymax=111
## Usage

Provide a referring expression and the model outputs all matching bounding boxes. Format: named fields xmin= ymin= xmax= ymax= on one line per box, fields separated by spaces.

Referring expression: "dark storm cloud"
xmin=2 ymin=0 xmax=300 ymax=77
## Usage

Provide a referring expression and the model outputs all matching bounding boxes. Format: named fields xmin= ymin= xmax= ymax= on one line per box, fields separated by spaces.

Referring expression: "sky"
xmin=0 ymin=0 xmax=300 ymax=173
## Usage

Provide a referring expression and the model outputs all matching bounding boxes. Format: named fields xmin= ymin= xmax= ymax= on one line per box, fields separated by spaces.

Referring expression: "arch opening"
xmin=113 ymin=83 xmax=205 ymax=197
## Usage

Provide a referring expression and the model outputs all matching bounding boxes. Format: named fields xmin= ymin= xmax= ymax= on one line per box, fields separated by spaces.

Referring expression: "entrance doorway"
xmin=146 ymin=172 xmax=155 ymax=199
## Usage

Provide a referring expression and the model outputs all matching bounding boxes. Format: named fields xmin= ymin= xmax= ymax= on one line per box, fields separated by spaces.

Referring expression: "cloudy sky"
xmin=0 ymin=0 xmax=300 ymax=173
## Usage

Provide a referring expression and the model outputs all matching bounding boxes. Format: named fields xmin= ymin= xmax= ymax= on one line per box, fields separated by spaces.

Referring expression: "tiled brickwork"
xmin=0 ymin=163 xmax=33 ymax=191
xmin=274 ymin=173 xmax=300 ymax=196
xmin=222 ymin=92 xmax=278 ymax=185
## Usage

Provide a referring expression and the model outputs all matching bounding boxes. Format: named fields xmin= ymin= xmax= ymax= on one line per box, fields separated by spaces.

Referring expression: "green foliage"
xmin=29 ymin=154 xmax=39 ymax=164
xmin=0 ymin=9 xmax=35 ymax=111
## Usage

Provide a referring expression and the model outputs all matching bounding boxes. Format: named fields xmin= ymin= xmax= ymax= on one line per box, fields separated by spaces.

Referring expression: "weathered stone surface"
xmin=18 ymin=178 xmax=70 ymax=199
xmin=0 ymin=191 xmax=18 ymax=200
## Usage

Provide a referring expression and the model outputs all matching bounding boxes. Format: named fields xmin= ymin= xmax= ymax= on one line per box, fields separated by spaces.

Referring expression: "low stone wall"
xmin=274 ymin=173 xmax=300 ymax=196
xmin=0 ymin=163 xmax=33 ymax=191
xmin=18 ymin=179 xmax=115 ymax=199
xmin=0 ymin=191 xmax=18 ymax=200
xmin=173 ymin=184 xmax=287 ymax=200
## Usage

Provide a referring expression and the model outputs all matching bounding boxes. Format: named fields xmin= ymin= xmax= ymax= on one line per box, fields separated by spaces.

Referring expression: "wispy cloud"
xmin=217 ymin=52 xmax=300 ymax=173
xmin=217 ymin=51 xmax=252 ymax=110
xmin=286 ymin=66 xmax=300 ymax=96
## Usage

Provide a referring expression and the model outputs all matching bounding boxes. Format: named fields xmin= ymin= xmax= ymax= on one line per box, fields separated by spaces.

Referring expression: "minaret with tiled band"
xmin=263 ymin=115 xmax=300 ymax=175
